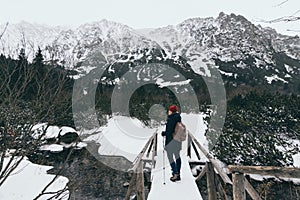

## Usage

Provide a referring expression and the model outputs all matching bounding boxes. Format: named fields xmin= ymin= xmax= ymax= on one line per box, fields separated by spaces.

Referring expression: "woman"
xmin=161 ymin=105 xmax=182 ymax=182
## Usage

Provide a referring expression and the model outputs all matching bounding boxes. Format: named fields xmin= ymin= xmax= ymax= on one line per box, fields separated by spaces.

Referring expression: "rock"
xmin=123 ymin=182 xmax=130 ymax=187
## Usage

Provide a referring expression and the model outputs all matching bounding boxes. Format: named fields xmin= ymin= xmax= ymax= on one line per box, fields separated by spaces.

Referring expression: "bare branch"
xmin=260 ymin=16 xmax=300 ymax=23
xmin=33 ymin=142 xmax=78 ymax=200
xmin=273 ymin=0 xmax=289 ymax=7
xmin=0 ymin=43 xmax=74 ymax=197
xmin=258 ymin=9 xmax=300 ymax=24
xmin=0 ymin=156 xmax=25 ymax=187
xmin=0 ymin=22 xmax=9 ymax=41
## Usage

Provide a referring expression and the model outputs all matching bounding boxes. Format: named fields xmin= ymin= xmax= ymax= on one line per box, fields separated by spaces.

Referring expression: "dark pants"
xmin=165 ymin=140 xmax=182 ymax=174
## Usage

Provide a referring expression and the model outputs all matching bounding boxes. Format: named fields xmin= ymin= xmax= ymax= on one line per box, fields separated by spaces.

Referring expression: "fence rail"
xmin=125 ymin=130 xmax=158 ymax=200
xmin=124 ymin=130 xmax=300 ymax=200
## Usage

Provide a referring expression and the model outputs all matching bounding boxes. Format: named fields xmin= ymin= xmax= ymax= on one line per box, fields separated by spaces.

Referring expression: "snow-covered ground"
xmin=292 ymin=140 xmax=300 ymax=168
xmin=0 ymin=157 xmax=69 ymax=200
xmin=1 ymin=112 xmax=299 ymax=199
xmin=84 ymin=115 xmax=155 ymax=162
xmin=32 ymin=123 xmax=87 ymax=152
xmin=83 ymin=113 xmax=208 ymax=163
xmin=264 ymin=74 xmax=288 ymax=84
xmin=83 ymin=113 xmax=300 ymax=172
xmin=32 ymin=124 xmax=77 ymax=139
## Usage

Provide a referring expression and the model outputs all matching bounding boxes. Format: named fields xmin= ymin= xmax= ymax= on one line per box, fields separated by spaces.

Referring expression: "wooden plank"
xmin=187 ymin=134 xmax=191 ymax=158
xmin=232 ymin=172 xmax=246 ymax=200
xmin=146 ymin=138 xmax=154 ymax=158
xmin=217 ymin=181 xmax=230 ymax=200
xmin=244 ymin=178 xmax=262 ymax=200
xmin=153 ymin=133 xmax=157 ymax=156
xmin=152 ymin=133 xmax=158 ymax=168
xmin=228 ymin=165 xmax=300 ymax=179
xmin=216 ymin=176 xmax=230 ymax=200
xmin=132 ymin=131 xmax=157 ymax=172
xmin=189 ymin=161 xmax=206 ymax=165
xmin=192 ymin=140 xmax=201 ymax=160
xmin=195 ymin=164 xmax=207 ymax=181
xmin=188 ymin=132 xmax=232 ymax=184
xmin=124 ymin=173 xmax=136 ymax=200
xmin=207 ymin=162 xmax=217 ymax=200
xmin=142 ymin=159 xmax=153 ymax=163
xmin=136 ymin=162 xmax=145 ymax=200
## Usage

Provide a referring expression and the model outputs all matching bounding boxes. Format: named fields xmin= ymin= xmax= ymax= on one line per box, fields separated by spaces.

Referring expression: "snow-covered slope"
xmin=0 ymin=19 xmax=159 ymax=67
xmin=1 ymin=13 xmax=299 ymax=77
xmin=84 ymin=115 xmax=155 ymax=162
xmin=145 ymin=13 xmax=299 ymax=80
xmin=0 ymin=157 xmax=69 ymax=200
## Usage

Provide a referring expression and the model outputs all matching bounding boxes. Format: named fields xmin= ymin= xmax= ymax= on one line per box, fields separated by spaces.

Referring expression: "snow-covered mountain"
xmin=143 ymin=13 xmax=300 ymax=86
xmin=0 ymin=19 xmax=159 ymax=67
xmin=0 ymin=13 xmax=299 ymax=91
xmin=0 ymin=21 xmax=65 ymax=58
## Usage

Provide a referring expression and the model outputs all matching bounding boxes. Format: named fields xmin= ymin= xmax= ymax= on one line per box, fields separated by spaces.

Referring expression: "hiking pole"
xmin=162 ymin=136 xmax=166 ymax=185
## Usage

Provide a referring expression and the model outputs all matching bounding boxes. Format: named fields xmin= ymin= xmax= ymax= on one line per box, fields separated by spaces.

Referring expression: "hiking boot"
xmin=177 ymin=174 xmax=181 ymax=180
xmin=170 ymin=173 xmax=180 ymax=182
xmin=172 ymin=172 xmax=181 ymax=180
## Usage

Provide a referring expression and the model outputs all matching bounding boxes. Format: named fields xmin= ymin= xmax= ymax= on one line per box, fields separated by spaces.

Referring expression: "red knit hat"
xmin=168 ymin=105 xmax=178 ymax=113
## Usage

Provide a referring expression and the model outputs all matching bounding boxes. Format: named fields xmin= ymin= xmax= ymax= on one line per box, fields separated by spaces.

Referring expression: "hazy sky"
xmin=0 ymin=0 xmax=299 ymax=35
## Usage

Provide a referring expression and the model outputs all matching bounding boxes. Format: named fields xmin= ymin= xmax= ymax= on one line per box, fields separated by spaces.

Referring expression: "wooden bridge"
xmin=125 ymin=129 xmax=300 ymax=200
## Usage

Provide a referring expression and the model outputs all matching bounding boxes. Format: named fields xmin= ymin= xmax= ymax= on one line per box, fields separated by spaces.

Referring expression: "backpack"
xmin=173 ymin=122 xmax=187 ymax=142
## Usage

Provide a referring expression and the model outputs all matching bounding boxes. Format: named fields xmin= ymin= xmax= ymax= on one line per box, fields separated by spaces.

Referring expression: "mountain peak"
xmin=0 ymin=13 xmax=299 ymax=69
xmin=78 ymin=19 xmax=133 ymax=31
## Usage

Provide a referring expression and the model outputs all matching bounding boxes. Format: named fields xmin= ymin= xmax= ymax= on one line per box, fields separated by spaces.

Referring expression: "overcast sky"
xmin=0 ymin=0 xmax=299 ymax=35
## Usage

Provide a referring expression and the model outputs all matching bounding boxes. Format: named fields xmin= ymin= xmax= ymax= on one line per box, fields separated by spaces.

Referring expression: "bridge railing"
xmin=187 ymin=131 xmax=235 ymax=200
xmin=125 ymin=129 xmax=300 ymax=200
xmin=187 ymin=131 xmax=300 ymax=200
xmin=228 ymin=165 xmax=300 ymax=200
xmin=125 ymin=130 xmax=158 ymax=200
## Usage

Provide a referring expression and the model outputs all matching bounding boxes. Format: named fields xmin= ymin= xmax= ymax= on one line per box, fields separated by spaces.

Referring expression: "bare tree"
xmin=0 ymin=45 xmax=74 ymax=199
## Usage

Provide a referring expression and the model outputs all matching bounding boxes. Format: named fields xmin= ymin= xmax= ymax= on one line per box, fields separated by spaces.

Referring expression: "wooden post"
xmin=187 ymin=134 xmax=191 ymax=158
xmin=188 ymin=132 xmax=232 ymax=184
xmin=232 ymin=172 xmax=246 ymax=200
xmin=124 ymin=173 xmax=136 ymax=200
xmin=154 ymin=133 xmax=157 ymax=156
xmin=136 ymin=161 xmax=145 ymax=200
xmin=151 ymin=133 xmax=158 ymax=169
xmin=207 ymin=162 xmax=217 ymax=200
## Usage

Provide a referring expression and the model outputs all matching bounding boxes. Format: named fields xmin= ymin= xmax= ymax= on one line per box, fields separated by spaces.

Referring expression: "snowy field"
xmin=0 ymin=157 xmax=69 ymax=200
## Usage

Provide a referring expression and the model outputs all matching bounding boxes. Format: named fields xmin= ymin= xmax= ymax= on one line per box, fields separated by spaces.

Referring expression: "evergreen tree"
xmin=18 ymin=48 xmax=27 ymax=66
xmin=12 ymin=48 xmax=28 ymax=91
xmin=33 ymin=47 xmax=44 ymax=66
xmin=212 ymin=92 xmax=300 ymax=166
